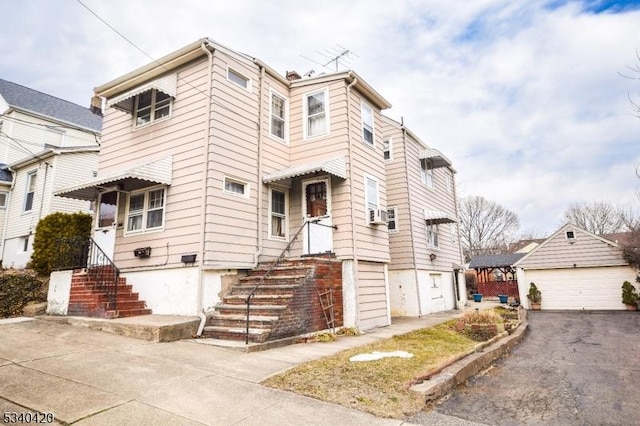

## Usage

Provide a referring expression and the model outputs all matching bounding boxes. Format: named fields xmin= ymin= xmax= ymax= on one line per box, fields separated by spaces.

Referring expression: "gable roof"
xmin=469 ymin=253 xmax=525 ymax=269
xmin=0 ymin=79 xmax=102 ymax=132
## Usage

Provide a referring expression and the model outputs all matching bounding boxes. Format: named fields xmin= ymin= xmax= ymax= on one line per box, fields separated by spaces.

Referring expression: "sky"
xmin=1 ymin=0 xmax=639 ymax=236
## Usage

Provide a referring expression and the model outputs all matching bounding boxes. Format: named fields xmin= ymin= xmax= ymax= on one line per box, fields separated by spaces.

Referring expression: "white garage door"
xmin=524 ymin=266 xmax=636 ymax=310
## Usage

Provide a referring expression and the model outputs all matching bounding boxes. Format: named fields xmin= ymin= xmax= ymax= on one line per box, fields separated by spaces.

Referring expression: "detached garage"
xmin=514 ymin=223 xmax=637 ymax=310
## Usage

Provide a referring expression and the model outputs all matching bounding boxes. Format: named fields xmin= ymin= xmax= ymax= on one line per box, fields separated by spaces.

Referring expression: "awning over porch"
xmin=424 ymin=209 xmax=458 ymax=224
xmin=106 ymin=74 xmax=177 ymax=113
xmin=419 ymin=148 xmax=453 ymax=169
xmin=263 ymin=156 xmax=347 ymax=184
xmin=54 ymin=156 xmax=173 ymax=201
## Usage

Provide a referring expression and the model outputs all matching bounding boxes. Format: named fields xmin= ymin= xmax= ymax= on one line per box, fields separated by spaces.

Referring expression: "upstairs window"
xmin=383 ymin=138 xmax=392 ymax=161
xmin=0 ymin=190 xmax=7 ymax=208
xmin=126 ymin=187 xmax=165 ymax=233
xmin=445 ymin=173 xmax=453 ymax=194
xmin=387 ymin=207 xmax=398 ymax=232
xmin=24 ymin=172 xmax=37 ymax=212
xmin=420 ymin=159 xmax=433 ymax=188
xmin=270 ymin=189 xmax=288 ymax=239
xmin=135 ymin=89 xmax=172 ymax=127
xmin=304 ymin=89 xmax=329 ymax=138
xmin=227 ymin=68 xmax=251 ymax=91
xmin=427 ymin=223 xmax=439 ymax=247
xmin=361 ymin=102 xmax=374 ymax=146
xmin=270 ymin=91 xmax=287 ymax=142
xmin=364 ymin=174 xmax=380 ymax=224
xmin=224 ymin=176 xmax=249 ymax=198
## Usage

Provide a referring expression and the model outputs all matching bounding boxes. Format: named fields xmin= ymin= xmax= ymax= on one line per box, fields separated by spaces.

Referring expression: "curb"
xmin=410 ymin=308 xmax=529 ymax=402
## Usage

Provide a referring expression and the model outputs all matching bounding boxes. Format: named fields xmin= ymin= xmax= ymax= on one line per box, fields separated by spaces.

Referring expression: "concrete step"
xmin=202 ymin=326 xmax=270 ymax=342
xmin=216 ymin=303 xmax=286 ymax=316
xmin=223 ymin=294 xmax=292 ymax=305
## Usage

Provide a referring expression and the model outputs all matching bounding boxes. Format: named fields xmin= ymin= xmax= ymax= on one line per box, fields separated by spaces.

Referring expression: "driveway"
xmin=410 ymin=312 xmax=640 ymax=425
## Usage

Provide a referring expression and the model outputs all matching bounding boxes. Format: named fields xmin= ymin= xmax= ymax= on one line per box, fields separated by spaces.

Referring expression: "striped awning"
xmin=54 ymin=156 xmax=173 ymax=201
xmin=424 ymin=209 xmax=458 ymax=224
xmin=107 ymin=74 xmax=177 ymax=113
xmin=263 ymin=156 xmax=347 ymax=183
xmin=419 ymin=148 xmax=453 ymax=169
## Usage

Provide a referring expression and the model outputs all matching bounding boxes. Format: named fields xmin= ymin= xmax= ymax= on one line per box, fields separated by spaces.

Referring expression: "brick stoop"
xmin=67 ymin=270 xmax=151 ymax=319
xmin=202 ymin=257 xmax=343 ymax=343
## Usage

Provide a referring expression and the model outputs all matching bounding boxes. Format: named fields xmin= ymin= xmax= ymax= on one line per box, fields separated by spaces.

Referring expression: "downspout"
xmin=401 ymin=122 xmax=423 ymax=316
xmin=196 ymin=42 xmax=214 ymax=336
xmin=452 ymin=168 xmax=465 ymax=305
xmin=252 ymin=62 xmax=265 ymax=267
xmin=0 ymin=168 xmax=17 ymax=263
xmin=345 ymin=72 xmax=360 ymax=328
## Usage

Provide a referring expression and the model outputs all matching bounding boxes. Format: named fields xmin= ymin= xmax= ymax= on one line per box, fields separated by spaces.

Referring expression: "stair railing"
xmin=244 ymin=218 xmax=319 ymax=344
xmin=55 ymin=236 xmax=120 ymax=312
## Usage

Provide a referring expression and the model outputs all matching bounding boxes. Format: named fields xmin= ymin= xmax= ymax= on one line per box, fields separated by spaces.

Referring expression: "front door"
xmin=302 ymin=178 xmax=333 ymax=255
xmin=93 ymin=191 xmax=118 ymax=260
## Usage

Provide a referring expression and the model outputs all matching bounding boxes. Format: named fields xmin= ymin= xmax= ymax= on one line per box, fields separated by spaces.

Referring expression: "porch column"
xmin=342 ymin=259 xmax=358 ymax=328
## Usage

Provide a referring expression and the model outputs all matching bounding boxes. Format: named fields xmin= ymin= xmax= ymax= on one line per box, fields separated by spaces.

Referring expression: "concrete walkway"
xmin=0 ymin=304 xmax=500 ymax=425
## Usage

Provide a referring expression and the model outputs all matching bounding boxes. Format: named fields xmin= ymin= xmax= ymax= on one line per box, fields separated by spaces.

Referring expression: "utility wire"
xmin=0 ymin=130 xmax=37 ymax=157
xmin=75 ymin=0 xmax=260 ymax=128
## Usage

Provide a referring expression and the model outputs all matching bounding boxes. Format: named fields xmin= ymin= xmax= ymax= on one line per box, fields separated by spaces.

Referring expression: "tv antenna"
xmin=301 ymin=45 xmax=358 ymax=73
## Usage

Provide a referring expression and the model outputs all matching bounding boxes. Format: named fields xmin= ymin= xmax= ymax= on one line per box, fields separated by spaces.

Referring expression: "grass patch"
xmin=262 ymin=321 xmax=479 ymax=418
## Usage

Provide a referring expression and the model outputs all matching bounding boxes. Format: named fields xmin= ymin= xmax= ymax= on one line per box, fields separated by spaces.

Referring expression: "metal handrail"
xmin=244 ymin=219 xmax=319 ymax=344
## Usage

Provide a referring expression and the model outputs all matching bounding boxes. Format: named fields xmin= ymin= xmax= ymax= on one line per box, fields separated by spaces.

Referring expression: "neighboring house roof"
xmin=0 ymin=163 xmax=11 ymax=183
xmin=508 ymin=238 xmax=545 ymax=254
xmin=0 ymin=79 xmax=102 ymax=132
xmin=469 ymin=253 xmax=525 ymax=269
xmin=601 ymin=232 xmax=634 ymax=247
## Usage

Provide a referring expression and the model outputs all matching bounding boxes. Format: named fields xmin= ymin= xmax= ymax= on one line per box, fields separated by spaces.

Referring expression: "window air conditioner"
xmin=369 ymin=208 xmax=388 ymax=225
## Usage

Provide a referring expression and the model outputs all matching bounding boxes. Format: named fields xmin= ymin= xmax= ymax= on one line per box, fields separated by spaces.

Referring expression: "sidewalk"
xmin=0 ymin=304 xmax=500 ymax=425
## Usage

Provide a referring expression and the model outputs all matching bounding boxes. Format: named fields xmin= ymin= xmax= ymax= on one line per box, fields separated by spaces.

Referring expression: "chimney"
xmin=89 ymin=95 xmax=103 ymax=116
xmin=286 ymin=71 xmax=302 ymax=81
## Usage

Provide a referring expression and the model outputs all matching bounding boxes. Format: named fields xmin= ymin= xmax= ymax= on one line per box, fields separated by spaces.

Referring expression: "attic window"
xmin=227 ymin=68 xmax=251 ymax=91
xmin=566 ymin=230 xmax=576 ymax=240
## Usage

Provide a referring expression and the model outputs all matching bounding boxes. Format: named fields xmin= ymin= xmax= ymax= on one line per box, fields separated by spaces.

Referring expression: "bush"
xmin=28 ymin=212 xmax=92 ymax=277
xmin=462 ymin=309 xmax=501 ymax=324
xmin=622 ymin=280 xmax=639 ymax=305
xmin=527 ymin=282 xmax=542 ymax=303
xmin=0 ymin=272 xmax=47 ymax=318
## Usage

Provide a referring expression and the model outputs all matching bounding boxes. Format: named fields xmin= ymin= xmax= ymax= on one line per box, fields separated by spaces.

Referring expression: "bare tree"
xmin=459 ymin=195 xmax=520 ymax=261
xmin=563 ymin=201 xmax=627 ymax=235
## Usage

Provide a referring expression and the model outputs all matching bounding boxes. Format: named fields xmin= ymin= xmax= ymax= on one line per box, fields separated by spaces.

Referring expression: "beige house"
xmin=56 ymin=38 xmax=398 ymax=331
xmin=382 ymin=116 xmax=465 ymax=316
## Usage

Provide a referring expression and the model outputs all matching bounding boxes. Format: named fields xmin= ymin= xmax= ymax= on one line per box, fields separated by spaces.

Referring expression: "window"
xmin=566 ymin=230 xmax=576 ymax=240
xmin=0 ymin=191 xmax=7 ymax=208
xmin=134 ymin=89 xmax=172 ymax=127
xmin=364 ymin=174 xmax=379 ymax=223
xmin=445 ymin=173 xmax=453 ymax=194
xmin=427 ymin=223 xmax=439 ymax=247
xmin=22 ymin=236 xmax=29 ymax=252
xmin=24 ymin=172 xmax=37 ymax=212
xmin=387 ymin=207 xmax=398 ymax=233
xmin=126 ymin=187 xmax=165 ymax=233
xmin=383 ymin=138 xmax=392 ymax=161
xmin=270 ymin=91 xmax=287 ymax=142
xmin=224 ymin=177 xmax=249 ymax=198
xmin=420 ymin=159 xmax=433 ymax=188
xmin=304 ymin=89 xmax=329 ymax=138
xmin=227 ymin=68 xmax=250 ymax=90
xmin=270 ymin=189 xmax=288 ymax=239
xmin=361 ymin=102 xmax=374 ymax=146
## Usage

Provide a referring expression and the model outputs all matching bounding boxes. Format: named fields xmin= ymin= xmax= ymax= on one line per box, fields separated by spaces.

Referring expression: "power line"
xmin=75 ymin=0 xmax=260 ymax=128
xmin=0 ymin=130 xmax=37 ymax=157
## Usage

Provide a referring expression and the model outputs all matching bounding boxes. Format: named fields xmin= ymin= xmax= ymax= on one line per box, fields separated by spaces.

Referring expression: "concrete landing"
xmin=37 ymin=314 xmax=200 ymax=342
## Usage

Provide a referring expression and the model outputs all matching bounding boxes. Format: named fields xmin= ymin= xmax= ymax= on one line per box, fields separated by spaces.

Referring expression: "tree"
xmin=562 ymin=201 xmax=627 ymax=235
xmin=458 ymin=196 xmax=520 ymax=261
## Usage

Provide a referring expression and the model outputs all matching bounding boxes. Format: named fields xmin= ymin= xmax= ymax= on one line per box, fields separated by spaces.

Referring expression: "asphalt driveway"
xmin=410 ymin=312 xmax=640 ymax=425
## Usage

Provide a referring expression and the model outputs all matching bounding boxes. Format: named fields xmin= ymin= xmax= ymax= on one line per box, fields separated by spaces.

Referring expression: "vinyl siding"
xmin=357 ymin=261 xmax=389 ymax=330
xmin=48 ymin=152 xmax=97 ymax=213
xmin=516 ymin=226 xmax=629 ymax=269
xmin=4 ymin=163 xmax=45 ymax=240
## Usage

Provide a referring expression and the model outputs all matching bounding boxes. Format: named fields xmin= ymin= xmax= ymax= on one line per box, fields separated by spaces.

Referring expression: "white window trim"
xmin=0 ymin=190 xmax=8 ymax=209
xmin=565 ymin=230 xmax=576 ymax=240
xmin=426 ymin=222 xmax=439 ymax=248
xmin=133 ymin=89 xmax=173 ymax=129
xmin=361 ymin=101 xmax=375 ymax=148
xmin=268 ymin=186 xmax=289 ymax=241
xmin=303 ymin=88 xmax=330 ymax=140
xmin=223 ymin=176 xmax=250 ymax=199
xmin=23 ymin=170 xmax=37 ymax=213
xmin=124 ymin=186 xmax=167 ymax=236
xmin=268 ymin=88 xmax=289 ymax=144
xmin=383 ymin=137 xmax=393 ymax=161
xmin=364 ymin=173 xmax=380 ymax=225
xmin=226 ymin=67 xmax=252 ymax=92
xmin=387 ymin=206 xmax=398 ymax=233
xmin=421 ymin=159 xmax=434 ymax=189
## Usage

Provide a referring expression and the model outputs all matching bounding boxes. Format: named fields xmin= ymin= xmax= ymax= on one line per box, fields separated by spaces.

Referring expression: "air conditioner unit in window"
xmin=369 ymin=208 xmax=388 ymax=225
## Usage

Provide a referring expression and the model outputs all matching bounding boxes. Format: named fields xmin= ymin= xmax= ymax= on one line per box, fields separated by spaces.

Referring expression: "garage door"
xmin=524 ymin=266 xmax=636 ymax=310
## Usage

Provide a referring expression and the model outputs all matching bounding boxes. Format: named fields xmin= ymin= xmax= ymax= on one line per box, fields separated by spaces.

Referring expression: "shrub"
xmin=622 ymin=280 xmax=639 ymax=305
xmin=527 ymin=282 xmax=542 ymax=303
xmin=0 ymin=272 xmax=47 ymax=318
xmin=28 ymin=212 xmax=92 ymax=277
xmin=462 ymin=309 xmax=501 ymax=324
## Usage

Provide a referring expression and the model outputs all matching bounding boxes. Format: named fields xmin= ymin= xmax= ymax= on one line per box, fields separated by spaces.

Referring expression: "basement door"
xmin=93 ymin=191 xmax=118 ymax=261
xmin=302 ymin=178 xmax=333 ymax=255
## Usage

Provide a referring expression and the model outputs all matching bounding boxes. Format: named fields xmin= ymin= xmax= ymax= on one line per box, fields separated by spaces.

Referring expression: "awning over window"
xmin=263 ymin=156 xmax=347 ymax=183
xmin=424 ymin=209 xmax=458 ymax=224
xmin=418 ymin=148 xmax=453 ymax=169
xmin=106 ymin=74 xmax=177 ymax=113
xmin=54 ymin=156 xmax=173 ymax=201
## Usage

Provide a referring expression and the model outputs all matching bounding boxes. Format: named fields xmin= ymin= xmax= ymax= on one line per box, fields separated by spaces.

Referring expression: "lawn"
xmin=262 ymin=321 xmax=481 ymax=419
